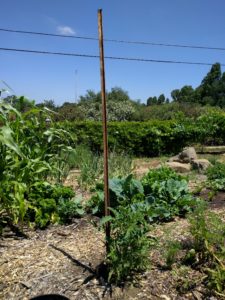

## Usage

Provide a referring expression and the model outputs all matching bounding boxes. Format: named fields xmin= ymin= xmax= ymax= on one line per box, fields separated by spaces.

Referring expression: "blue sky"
xmin=1 ymin=0 xmax=225 ymax=105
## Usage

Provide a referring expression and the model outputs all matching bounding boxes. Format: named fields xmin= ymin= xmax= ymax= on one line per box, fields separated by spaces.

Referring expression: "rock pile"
xmin=166 ymin=147 xmax=211 ymax=173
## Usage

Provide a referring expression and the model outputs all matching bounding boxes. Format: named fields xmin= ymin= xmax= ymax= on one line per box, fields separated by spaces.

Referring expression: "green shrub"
xmin=60 ymin=112 xmax=225 ymax=157
xmin=206 ymin=162 xmax=225 ymax=180
xmin=61 ymin=120 xmax=191 ymax=156
xmin=206 ymin=162 xmax=225 ymax=191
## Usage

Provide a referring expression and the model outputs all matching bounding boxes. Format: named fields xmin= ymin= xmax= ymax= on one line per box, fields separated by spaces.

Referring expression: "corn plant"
xmin=0 ymin=102 xmax=74 ymax=230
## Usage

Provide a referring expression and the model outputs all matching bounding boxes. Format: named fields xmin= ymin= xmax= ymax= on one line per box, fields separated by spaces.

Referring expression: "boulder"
xmin=166 ymin=162 xmax=191 ymax=173
xmin=178 ymin=147 xmax=197 ymax=163
xmin=168 ymin=154 xmax=180 ymax=163
xmin=191 ymin=159 xmax=212 ymax=173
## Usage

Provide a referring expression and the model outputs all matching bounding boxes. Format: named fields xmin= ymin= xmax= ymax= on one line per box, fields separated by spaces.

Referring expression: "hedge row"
xmin=60 ymin=113 xmax=225 ymax=156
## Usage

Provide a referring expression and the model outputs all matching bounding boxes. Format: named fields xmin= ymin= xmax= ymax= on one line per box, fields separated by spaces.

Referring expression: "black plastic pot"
xmin=30 ymin=294 xmax=69 ymax=300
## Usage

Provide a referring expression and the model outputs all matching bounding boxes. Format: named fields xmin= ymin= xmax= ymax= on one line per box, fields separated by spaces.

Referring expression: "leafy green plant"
xmin=142 ymin=168 xmax=195 ymax=222
xmin=58 ymin=197 xmax=84 ymax=223
xmin=141 ymin=166 xmax=183 ymax=195
xmin=86 ymin=174 xmax=144 ymax=216
xmin=85 ymin=191 xmax=104 ymax=216
xmin=101 ymin=204 xmax=152 ymax=284
xmin=33 ymin=198 xmax=58 ymax=229
xmin=27 ymin=182 xmax=76 ymax=228
xmin=88 ymin=168 xmax=196 ymax=223
xmin=205 ymin=162 xmax=225 ymax=192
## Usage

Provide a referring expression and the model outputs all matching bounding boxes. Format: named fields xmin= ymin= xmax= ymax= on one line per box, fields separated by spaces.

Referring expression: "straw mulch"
xmin=1 ymin=210 xmax=224 ymax=300
xmin=0 ymin=217 xmax=106 ymax=300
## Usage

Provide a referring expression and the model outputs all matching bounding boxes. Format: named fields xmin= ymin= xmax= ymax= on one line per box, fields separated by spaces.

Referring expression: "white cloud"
xmin=57 ymin=26 xmax=76 ymax=36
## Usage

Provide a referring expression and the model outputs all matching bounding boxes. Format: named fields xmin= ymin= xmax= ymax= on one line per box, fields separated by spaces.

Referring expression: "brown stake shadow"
xmin=49 ymin=244 xmax=112 ymax=297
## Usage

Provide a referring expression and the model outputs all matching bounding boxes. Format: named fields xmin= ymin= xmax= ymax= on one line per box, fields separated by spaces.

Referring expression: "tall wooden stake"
xmin=98 ymin=9 xmax=110 ymax=248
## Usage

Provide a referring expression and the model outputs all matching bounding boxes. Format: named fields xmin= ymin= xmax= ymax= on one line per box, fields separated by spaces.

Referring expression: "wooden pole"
xmin=98 ymin=9 xmax=110 ymax=248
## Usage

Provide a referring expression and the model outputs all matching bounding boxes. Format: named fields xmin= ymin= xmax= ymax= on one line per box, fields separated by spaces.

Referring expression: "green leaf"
xmin=0 ymin=126 xmax=23 ymax=157
xmin=99 ymin=215 xmax=113 ymax=227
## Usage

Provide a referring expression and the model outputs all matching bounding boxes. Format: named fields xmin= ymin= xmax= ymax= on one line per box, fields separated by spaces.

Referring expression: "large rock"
xmin=168 ymin=154 xmax=180 ymax=163
xmin=169 ymin=147 xmax=197 ymax=163
xmin=178 ymin=147 xmax=197 ymax=163
xmin=166 ymin=162 xmax=191 ymax=173
xmin=191 ymin=159 xmax=212 ymax=173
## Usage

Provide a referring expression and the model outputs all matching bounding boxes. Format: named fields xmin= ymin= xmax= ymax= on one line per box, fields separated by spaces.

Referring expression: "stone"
xmin=191 ymin=159 xmax=212 ymax=173
xmin=178 ymin=147 xmax=197 ymax=163
xmin=168 ymin=154 xmax=180 ymax=163
xmin=166 ymin=162 xmax=191 ymax=173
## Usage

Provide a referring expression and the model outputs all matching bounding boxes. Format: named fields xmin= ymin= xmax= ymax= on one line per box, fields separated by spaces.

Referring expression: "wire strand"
xmin=0 ymin=47 xmax=224 ymax=66
xmin=1 ymin=27 xmax=225 ymax=52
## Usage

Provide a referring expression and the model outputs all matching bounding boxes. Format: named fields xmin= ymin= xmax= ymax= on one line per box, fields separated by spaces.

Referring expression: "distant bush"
xmin=60 ymin=111 xmax=225 ymax=156
xmin=142 ymin=102 xmax=222 ymax=121
xmin=61 ymin=120 xmax=191 ymax=156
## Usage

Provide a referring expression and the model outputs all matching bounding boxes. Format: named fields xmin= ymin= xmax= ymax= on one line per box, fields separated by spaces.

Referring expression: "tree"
xmin=147 ymin=96 xmax=158 ymax=106
xmin=43 ymin=99 xmax=56 ymax=110
xmin=171 ymin=89 xmax=180 ymax=102
xmin=157 ymin=94 xmax=166 ymax=105
xmin=56 ymin=102 xmax=85 ymax=121
xmin=107 ymin=87 xmax=130 ymax=102
xmin=171 ymin=86 xmax=194 ymax=103
xmin=79 ymin=90 xmax=101 ymax=104
xmin=196 ymin=63 xmax=222 ymax=106
xmin=75 ymin=87 xmax=136 ymax=121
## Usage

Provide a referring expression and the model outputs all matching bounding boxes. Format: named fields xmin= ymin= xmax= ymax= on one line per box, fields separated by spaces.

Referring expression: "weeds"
xmin=188 ymin=205 xmax=225 ymax=294
xmin=163 ymin=204 xmax=225 ymax=295
xmin=164 ymin=241 xmax=182 ymax=269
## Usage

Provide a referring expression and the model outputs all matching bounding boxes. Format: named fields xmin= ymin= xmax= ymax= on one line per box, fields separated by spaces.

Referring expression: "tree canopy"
xmin=170 ymin=63 xmax=225 ymax=107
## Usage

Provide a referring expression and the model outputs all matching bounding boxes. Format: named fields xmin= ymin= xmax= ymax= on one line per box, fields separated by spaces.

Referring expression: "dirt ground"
xmin=1 ymin=204 xmax=224 ymax=299
xmin=0 ymin=160 xmax=225 ymax=300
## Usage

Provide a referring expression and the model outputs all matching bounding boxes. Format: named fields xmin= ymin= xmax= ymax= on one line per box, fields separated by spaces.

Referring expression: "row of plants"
xmin=88 ymin=167 xmax=199 ymax=284
xmin=88 ymin=165 xmax=224 ymax=296
xmin=0 ymin=103 xmax=77 ymax=232
xmin=64 ymin=145 xmax=132 ymax=188
xmin=60 ymin=111 xmax=225 ymax=156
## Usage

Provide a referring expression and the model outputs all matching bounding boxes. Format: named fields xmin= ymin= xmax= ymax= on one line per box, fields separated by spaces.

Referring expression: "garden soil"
xmin=1 ymin=165 xmax=225 ymax=300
